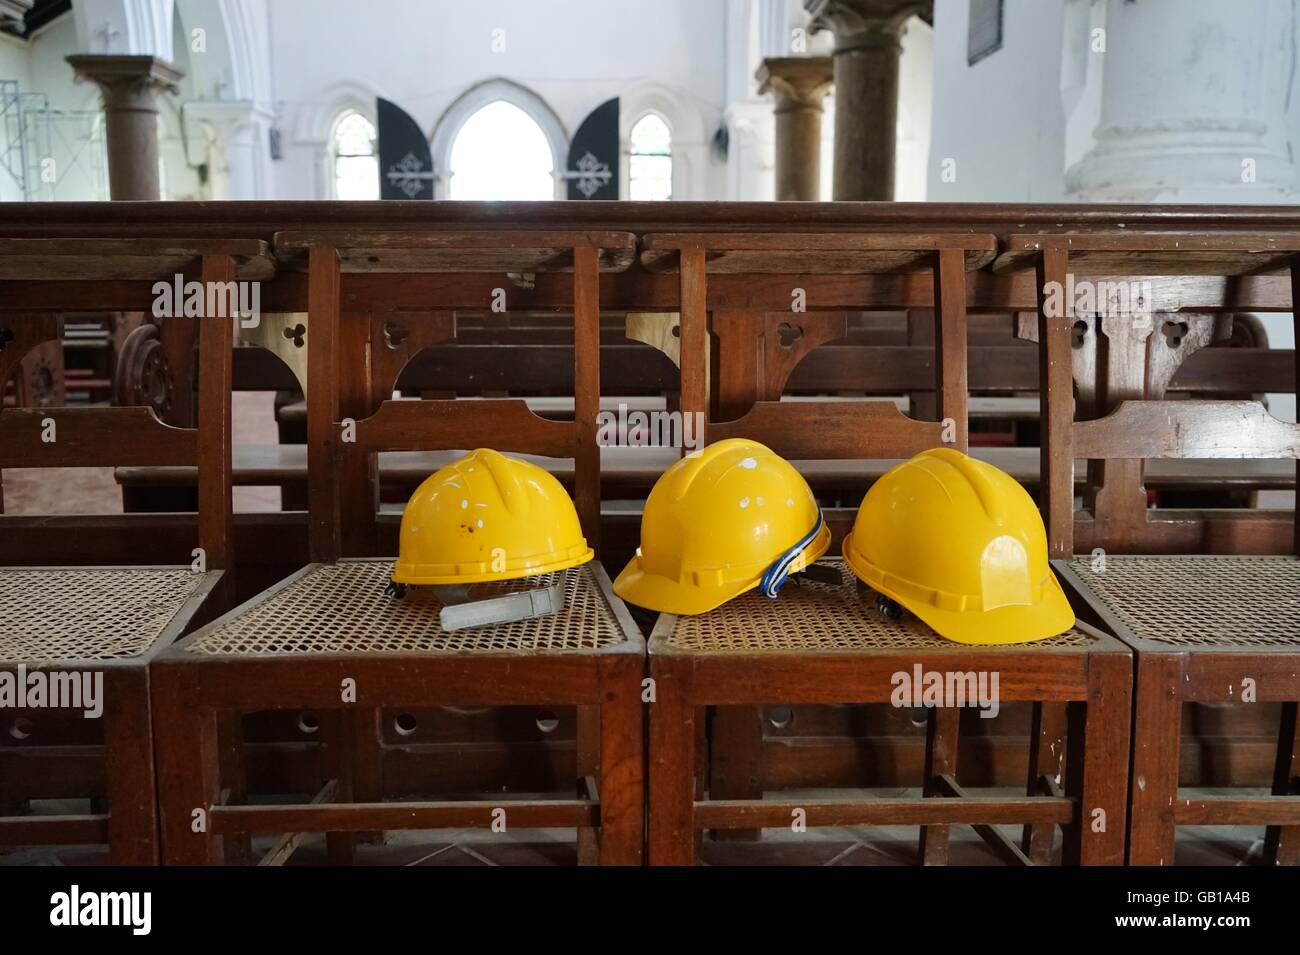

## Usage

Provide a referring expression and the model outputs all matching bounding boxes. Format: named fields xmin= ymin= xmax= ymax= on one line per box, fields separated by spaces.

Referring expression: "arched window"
xmin=331 ymin=110 xmax=378 ymax=200
xmin=629 ymin=113 xmax=672 ymax=201
xmin=448 ymin=100 xmax=555 ymax=200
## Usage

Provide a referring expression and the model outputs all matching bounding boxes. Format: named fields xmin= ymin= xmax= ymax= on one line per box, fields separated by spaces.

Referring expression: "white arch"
xmin=430 ymin=79 xmax=567 ymax=200
xmin=618 ymin=81 xmax=711 ymax=200
xmin=293 ymin=79 xmax=384 ymax=147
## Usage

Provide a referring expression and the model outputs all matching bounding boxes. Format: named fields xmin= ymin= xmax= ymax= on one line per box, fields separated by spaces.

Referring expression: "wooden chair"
xmin=0 ymin=239 xmax=261 ymax=863
xmin=1001 ymin=231 xmax=1300 ymax=865
xmin=638 ymin=231 xmax=1132 ymax=865
xmin=150 ymin=230 xmax=647 ymax=865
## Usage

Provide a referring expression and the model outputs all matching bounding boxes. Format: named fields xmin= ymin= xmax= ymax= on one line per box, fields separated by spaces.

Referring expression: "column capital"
xmin=185 ymin=99 xmax=261 ymax=137
xmin=756 ymin=56 xmax=833 ymax=112
xmin=804 ymin=0 xmax=930 ymax=52
xmin=66 ymin=54 xmax=183 ymax=112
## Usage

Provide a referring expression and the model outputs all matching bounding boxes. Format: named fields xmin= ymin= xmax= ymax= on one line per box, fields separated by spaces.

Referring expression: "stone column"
xmin=1067 ymin=0 xmax=1294 ymax=202
xmin=805 ymin=0 xmax=929 ymax=200
xmin=66 ymin=54 xmax=183 ymax=200
xmin=756 ymin=56 xmax=833 ymax=200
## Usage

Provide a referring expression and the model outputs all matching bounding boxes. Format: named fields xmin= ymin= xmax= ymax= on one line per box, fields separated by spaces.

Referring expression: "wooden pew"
xmin=0 ymin=239 xmax=259 ymax=864
xmin=994 ymin=230 xmax=1300 ymax=866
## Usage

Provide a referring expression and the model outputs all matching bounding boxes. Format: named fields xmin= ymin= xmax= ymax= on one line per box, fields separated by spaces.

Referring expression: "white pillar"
xmin=186 ymin=99 xmax=270 ymax=200
xmin=1067 ymin=0 xmax=1294 ymax=202
xmin=723 ymin=100 xmax=776 ymax=200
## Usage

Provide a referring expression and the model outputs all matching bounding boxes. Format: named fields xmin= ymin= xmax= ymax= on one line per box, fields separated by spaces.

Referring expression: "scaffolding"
xmin=0 ymin=79 xmax=107 ymax=200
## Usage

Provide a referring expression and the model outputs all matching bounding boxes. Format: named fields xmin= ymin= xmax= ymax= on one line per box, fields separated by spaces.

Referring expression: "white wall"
xmin=270 ymin=0 xmax=730 ymax=200
xmin=2 ymin=14 xmax=109 ymax=201
xmin=928 ymin=0 xmax=1069 ymax=201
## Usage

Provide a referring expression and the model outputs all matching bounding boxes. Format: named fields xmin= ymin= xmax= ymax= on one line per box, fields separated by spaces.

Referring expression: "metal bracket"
xmin=434 ymin=582 xmax=566 ymax=631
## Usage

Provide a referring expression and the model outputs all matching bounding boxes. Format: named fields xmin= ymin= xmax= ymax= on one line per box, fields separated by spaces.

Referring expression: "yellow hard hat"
xmin=614 ymin=438 xmax=831 ymax=615
xmin=392 ymin=449 xmax=593 ymax=586
xmin=842 ymin=447 xmax=1075 ymax=645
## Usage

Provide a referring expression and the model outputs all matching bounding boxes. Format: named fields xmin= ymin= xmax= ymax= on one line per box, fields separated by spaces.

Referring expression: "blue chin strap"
xmin=760 ymin=512 xmax=825 ymax=599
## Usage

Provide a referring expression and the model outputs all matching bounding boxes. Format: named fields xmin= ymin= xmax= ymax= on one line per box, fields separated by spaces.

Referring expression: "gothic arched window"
xmin=629 ymin=113 xmax=672 ymax=200
xmin=331 ymin=110 xmax=379 ymax=200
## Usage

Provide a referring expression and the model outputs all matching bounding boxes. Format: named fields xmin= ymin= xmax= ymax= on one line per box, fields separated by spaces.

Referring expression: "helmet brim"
xmin=891 ymin=567 xmax=1075 ymax=645
xmin=614 ymin=522 xmax=832 ymax=615
xmin=393 ymin=547 xmax=593 ymax=586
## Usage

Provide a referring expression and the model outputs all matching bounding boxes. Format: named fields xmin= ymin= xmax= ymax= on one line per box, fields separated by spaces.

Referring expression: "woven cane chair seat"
xmin=661 ymin=561 xmax=1097 ymax=653
xmin=182 ymin=561 xmax=626 ymax=656
xmin=1069 ymin=554 xmax=1300 ymax=649
xmin=0 ymin=567 xmax=211 ymax=662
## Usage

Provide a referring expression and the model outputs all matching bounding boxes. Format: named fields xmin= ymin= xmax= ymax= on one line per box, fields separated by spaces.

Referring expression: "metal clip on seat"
xmin=433 ymin=581 xmax=567 ymax=631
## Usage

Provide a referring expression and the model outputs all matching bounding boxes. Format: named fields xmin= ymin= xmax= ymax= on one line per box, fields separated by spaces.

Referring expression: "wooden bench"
xmin=151 ymin=229 xmax=646 ymax=866
xmin=635 ymin=230 xmax=1131 ymax=865
xmin=0 ymin=239 xmax=254 ymax=863
xmin=998 ymin=231 xmax=1300 ymax=866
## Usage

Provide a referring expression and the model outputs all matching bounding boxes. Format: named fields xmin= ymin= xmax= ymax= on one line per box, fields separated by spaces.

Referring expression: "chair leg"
xmin=349 ymin=708 xmax=383 ymax=846
xmin=104 ymin=667 xmax=159 ymax=865
xmin=708 ymin=706 xmax=763 ymax=842
xmin=152 ymin=664 xmax=224 ymax=864
xmin=919 ymin=706 xmax=959 ymax=865
xmin=1126 ymin=654 xmax=1180 ymax=866
xmin=597 ymin=659 xmax=644 ymax=865
xmin=648 ymin=659 xmax=696 ymax=866
xmin=1263 ymin=701 xmax=1300 ymax=865
xmin=1064 ymin=653 xmax=1132 ymax=866
xmin=320 ymin=710 xmax=356 ymax=865
xmin=576 ymin=704 xmax=600 ymax=865
xmin=1022 ymin=701 xmax=1068 ymax=863
xmin=217 ymin=711 xmax=252 ymax=865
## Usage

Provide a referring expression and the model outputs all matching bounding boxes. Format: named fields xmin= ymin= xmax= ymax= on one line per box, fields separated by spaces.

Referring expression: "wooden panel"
xmin=1074 ymin=400 xmax=1300 ymax=460
xmin=572 ymin=245 xmax=601 ymax=549
xmin=994 ymin=232 xmax=1300 ymax=276
xmin=1037 ymin=248 xmax=1074 ymax=557
xmin=307 ymin=246 xmax=342 ymax=563
xmin=693 ymin=795 xmax=1074 ymax=828
xmin=352 ymin=398 xmax=576 ymax=457
xmin=0 ymin=314 xmax=61 ymax=387
xmin=0 ymin=814 xmax=110 ymax=845
xmin=707 ymin=400 xmax=942 ymax=459
xmin=211 ymin=799 xmax=596 ymax=833
xmin=228 ymin=341 xmax=1294 ymax=401
xmin=197 ymin=254 xmax=235 ymax=570
xmin=641 ymin=232 xmax=997 ymax=274
xmin=0 ymin=238 xmax=273 ymax=280
xmin=0 ymin=406 xmax=196 ymax=468
xmin=274 ymin=230 xmax=636 ymax=273
xmin=933 ymin=247 xmax=969 ymax=449
xmin=6 ymin=271 xmax=1299 ymax=315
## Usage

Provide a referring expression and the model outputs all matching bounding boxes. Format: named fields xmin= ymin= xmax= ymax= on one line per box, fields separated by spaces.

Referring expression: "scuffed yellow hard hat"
xmin=842 ymin=447 xmax=1075 ymax=645
xmin=614 ymin=438 xmax=830 ymax=615
xmin=393 ymin=449 xmax=593 ymax=586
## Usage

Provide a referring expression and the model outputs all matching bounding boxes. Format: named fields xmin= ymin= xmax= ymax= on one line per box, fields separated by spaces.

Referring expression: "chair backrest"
xmin=0 ymin=239 xmax=267 ymax=568
xmin=1003 ymin=231 xmax=1300 ymax=558
xmin=639 ymin=231 xmax=997 ymax=460
xmin=274 ymin=229 xmax=637 ymax=562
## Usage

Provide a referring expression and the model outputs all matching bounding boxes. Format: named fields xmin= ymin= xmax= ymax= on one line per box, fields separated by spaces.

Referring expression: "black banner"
xmin=377 ymin=97 xmax=435 ymax=200
xmin=565 ymin=97 xmax=618 ymax=200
